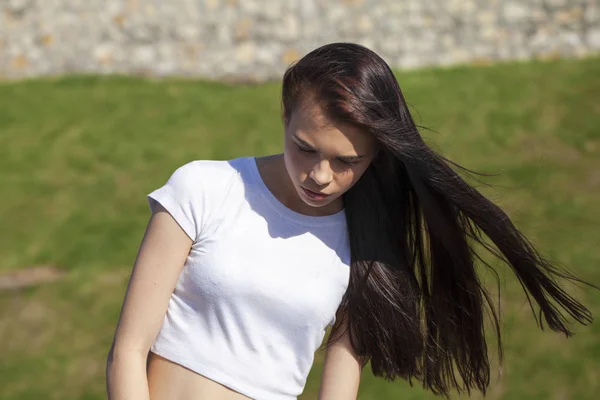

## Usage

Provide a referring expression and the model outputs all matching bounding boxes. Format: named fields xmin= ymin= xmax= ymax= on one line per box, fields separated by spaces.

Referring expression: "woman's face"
xmin=283 ymin=98 xmax=377 ymax=213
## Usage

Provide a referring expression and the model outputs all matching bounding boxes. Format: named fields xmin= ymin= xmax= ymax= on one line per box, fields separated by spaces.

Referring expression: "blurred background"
xmin=0 ymin=0 xmax=599 ymax=399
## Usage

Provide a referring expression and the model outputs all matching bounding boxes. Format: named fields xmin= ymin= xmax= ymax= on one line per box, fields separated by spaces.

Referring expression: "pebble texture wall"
xmin=0 ymin=0 xmax=598 ymax=81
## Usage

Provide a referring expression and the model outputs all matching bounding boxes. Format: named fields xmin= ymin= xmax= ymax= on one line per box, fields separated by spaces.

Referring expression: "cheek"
xmin=284 ymin=149 xmax=307 ymax=179
xmin=335 ymin=165 xmax=368 ymax=191
xmin=337 ymin=170 xmax=357 ymax=190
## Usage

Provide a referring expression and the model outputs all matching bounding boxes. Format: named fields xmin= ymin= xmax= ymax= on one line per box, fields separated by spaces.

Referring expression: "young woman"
xmin=106 ymin=42 xmax=596 ymax=400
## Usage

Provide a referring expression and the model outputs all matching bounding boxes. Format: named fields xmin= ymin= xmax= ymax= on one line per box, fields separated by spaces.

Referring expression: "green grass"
xmin=0 ymin=56 xmax=599 ymax=399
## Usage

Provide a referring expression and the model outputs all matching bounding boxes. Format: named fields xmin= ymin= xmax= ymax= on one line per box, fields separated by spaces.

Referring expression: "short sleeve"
xmin=147 ymin=163 xmax=201 ymax=241
xmin=327 ymin=313 xmax=336 ymax=328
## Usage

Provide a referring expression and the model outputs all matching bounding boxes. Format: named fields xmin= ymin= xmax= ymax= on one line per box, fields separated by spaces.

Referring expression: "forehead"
xmin=291 ymin=96 xmax=333 ymax=129
xmin=288 ymin=97 xmax=375 ymax=155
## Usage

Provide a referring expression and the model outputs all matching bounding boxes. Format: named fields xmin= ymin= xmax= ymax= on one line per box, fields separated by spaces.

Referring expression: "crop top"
xmin=147 ymin=156 xmax=351 ymax=399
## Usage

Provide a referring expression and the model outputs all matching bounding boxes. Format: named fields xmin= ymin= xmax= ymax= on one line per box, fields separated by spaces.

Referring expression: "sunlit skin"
xmin=257 ymin=97 xmax=378 ymax=217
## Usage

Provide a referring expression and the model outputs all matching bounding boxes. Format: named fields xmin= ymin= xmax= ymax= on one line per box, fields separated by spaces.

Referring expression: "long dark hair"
xmin=281 ymin=42 xmax=597 ymax=397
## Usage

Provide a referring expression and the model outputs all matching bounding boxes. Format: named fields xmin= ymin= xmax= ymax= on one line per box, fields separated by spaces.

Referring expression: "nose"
xmin=309 ymin=159 xmax=333 ymax=186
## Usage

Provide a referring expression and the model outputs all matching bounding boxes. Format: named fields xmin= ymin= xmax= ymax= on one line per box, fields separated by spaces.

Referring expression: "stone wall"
xmin=0 ymin=0 xmax=598 ymax=82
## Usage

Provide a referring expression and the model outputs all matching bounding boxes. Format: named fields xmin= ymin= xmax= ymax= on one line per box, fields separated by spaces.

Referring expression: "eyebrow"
xmin=292 ymin=134 xmax=366 ymax=161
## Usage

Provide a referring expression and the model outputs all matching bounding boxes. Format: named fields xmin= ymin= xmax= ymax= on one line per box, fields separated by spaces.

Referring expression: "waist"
xmin=147 ymin=351 xmax=253 ymax=400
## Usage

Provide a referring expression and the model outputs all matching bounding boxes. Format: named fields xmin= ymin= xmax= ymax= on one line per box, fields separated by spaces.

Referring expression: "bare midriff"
xmin=147 ymin=351 xmax=253 ymax=400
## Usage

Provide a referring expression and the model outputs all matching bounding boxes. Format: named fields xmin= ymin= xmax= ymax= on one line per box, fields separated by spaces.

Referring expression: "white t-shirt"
xmin=147 ymin=156 xmax=351 ymax=400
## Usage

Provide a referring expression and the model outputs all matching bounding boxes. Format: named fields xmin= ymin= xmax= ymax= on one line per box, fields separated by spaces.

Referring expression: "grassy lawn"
xmin=0 ymin=55 xmax=599 ymax=399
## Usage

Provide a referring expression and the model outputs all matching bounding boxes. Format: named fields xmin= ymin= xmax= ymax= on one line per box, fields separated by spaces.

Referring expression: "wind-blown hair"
xmin=281 ymin=42 xmax=596 ymax=397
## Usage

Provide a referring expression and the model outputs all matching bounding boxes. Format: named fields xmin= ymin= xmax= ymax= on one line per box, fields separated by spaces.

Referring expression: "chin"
xmin=301 ymin=197 xmax=333 ymax=208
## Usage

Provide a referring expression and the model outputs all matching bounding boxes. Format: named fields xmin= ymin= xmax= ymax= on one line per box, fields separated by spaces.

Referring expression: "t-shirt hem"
xmin=149 ymin=345 xmax=298 ymax=400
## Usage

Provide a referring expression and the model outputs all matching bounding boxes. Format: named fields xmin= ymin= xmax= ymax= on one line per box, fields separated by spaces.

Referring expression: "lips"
xmin=301 ymin=186 xmax=330 ymax=200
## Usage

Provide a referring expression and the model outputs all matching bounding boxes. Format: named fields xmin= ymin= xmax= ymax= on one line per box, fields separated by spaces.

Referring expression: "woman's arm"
xmin=318 ymin=315 xmax=363 ymax=400
xmin=106 ymin=204 xmax=193 ymax=400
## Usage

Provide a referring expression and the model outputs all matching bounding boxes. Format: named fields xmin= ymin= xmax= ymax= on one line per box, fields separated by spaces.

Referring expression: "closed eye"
xmin=296 ymin=144 xmax=317 ymax=153
xmin=338 ymin=159 xmax=359 ymax=166
xmin=294 ymin=140 xmax=361 ymax=166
